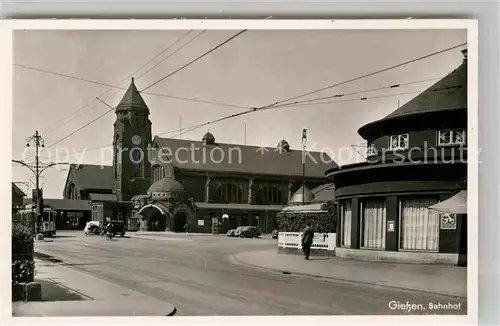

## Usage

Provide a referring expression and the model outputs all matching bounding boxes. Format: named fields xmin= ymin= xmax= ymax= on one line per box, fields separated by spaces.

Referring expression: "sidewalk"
xmin=232 ymin=250 xmax=467 ymax=298
xmin=12 ymin=259 xmax=176 ymax=317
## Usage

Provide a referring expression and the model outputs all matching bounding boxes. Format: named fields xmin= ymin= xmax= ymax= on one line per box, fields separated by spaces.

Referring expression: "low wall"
xmin=335 ymin=248 xmax=459 ymax=265
xmin=277 ymin=232 xmax=336 ymax=256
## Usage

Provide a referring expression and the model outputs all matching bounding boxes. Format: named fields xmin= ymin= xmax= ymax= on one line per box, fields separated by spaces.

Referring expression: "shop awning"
xmin=428 ymin=190 xmax=467 ymax=214
xmin=282 ymin=203 xmax=328 ymax=213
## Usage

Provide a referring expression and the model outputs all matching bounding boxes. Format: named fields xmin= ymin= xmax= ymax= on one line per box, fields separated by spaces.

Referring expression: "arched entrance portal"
xmin=138 ymin=204 xmax=169 ymax=232
xmin=173 ymin=212 xmax=187 ymax=232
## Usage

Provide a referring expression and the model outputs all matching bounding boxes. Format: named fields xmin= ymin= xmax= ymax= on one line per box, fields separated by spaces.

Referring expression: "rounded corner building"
xmin=326 ymin=49 xmax=468 ymax=265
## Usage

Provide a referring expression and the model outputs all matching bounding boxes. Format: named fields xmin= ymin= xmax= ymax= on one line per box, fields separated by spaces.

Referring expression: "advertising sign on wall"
xmin=440 ymin=213 xmax=457 ymax=230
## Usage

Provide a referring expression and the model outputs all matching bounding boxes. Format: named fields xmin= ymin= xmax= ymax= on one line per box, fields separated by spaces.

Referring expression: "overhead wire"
xmin=156 ymin=42 xmax=467 ymax=137
xmin=165 ymin=86 xmax=451 ymax=138
xmin=15 ymin=62 xmax=249 ymax=110
xmin=269 ymin=42 xmax=467 ymax=107
xmin=139 ymin=30 xmax=247 ymax=93
xmin=39 ymin=30 xmax=247 ymax=153
xmin=40 ymin=82 xmax=462 ymax=157
xmin=31 ymin=41 xmax=466 ymax=157
xmin=37 ymin=30 xmax=195 ymax=135
xmin=275 ymin=77 xmax=441 ymax=108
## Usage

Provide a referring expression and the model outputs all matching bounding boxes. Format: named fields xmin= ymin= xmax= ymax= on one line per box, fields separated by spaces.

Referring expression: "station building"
xmin=61 ymin=78 xmax=337 ymax=232
xmin=327 ymin=49 xmax=468 ymax=265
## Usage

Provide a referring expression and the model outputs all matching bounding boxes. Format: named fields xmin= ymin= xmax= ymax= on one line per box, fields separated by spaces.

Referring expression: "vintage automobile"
xmin=233 ymin=226 xmax=244 ymax=237
xmin=226 ymin=229 xmax=236 ymax=237
xmin=238 ymin=226 xmax=262 ymax=238
xmin=111 ymin=220 xmax=126 ymax=237
xmin=100 ymin=220 xmax=126 ymax=237
xmin=84 ymin=221 xmax=101 ymax=235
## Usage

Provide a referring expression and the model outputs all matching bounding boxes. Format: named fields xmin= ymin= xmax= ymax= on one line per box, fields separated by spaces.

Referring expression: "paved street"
xmin=34 ymin=231 xmax=467 ymax=316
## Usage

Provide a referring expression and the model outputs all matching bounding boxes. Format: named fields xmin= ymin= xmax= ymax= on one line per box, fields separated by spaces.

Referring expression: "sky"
xmin=12 ymin=28 xmax=467 ymax=199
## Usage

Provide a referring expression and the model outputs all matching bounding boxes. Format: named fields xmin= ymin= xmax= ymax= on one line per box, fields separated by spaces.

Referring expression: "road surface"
xmin=35 ymin=231 xmax=467 ymax=316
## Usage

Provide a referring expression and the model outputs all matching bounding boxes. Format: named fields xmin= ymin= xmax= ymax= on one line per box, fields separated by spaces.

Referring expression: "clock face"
xmin=131 ymin=135 xmax=142 ymax=146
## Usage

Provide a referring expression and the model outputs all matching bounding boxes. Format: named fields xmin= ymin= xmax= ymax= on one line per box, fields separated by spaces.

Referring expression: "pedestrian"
xmin=105 ymin=222 xmax=113 ymax=241
xmin=184 ymin=222 xmax=190 ymax=235
xmin=301 ymin=223 xmax=314 ymax=260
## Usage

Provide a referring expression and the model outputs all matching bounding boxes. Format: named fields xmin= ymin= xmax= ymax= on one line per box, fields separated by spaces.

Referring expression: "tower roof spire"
xmin=116 ymin=77 xmax=149 ymax=113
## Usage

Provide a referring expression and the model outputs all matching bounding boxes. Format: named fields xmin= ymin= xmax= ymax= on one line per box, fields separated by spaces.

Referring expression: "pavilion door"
xmin=457 ymin=214 xmax=467 ymax=266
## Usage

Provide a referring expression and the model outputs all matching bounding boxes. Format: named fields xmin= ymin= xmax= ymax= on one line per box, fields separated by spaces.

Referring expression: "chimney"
xmin=461 ymin=49 xmax=468 ymax=63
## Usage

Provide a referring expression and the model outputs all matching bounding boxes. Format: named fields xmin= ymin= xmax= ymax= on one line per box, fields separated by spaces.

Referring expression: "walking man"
xmin=301 ymin=223 xmax=314 ymax=260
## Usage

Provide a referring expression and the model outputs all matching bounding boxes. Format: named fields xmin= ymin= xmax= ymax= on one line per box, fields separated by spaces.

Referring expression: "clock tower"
xmin=112 ymin=77 xmax=152 ymax=201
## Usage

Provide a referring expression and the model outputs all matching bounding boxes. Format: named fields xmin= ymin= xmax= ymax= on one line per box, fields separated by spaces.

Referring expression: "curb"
xmin=33 ymin=251 xmax=178 ymax=316
xmin=230 ymin=253 xmax=467 ymax=300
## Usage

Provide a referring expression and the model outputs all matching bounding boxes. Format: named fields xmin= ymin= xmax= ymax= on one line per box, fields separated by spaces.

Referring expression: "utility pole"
xmin=301 ymin=128 xmax=307 ymax=205
xmin=28 ymin=130 xmax=44 ymax=233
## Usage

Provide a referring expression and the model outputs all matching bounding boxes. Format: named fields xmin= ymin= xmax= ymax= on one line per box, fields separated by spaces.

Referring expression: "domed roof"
xmin=277 ymin=139 xmax=290 ymax=152
xmin=289 ymin=185 xmax=315 ymax=205
xmin=147 ymin=177 xmax=185 ymax=194
xmin=202 ymin=131 xmax=215 ymax=145
xmin=202 ymin=131 xmax=215 ymax=141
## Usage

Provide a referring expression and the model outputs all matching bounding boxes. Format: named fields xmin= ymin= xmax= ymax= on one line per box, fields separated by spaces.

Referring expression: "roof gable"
xmin=152 ymin=136 xmax=337 ymax=179
xmin=66 ymin=164 xmax=113 ymax=191
xmin=12 ymin=183 xmax=26 ymax=197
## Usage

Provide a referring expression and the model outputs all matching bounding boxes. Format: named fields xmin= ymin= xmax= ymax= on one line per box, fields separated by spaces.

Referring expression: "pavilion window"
xmin=341 ymin=200 xmax=352 ymax=248
xmin=399 ymin=197 xmax=440 ymax=251
xmin=366 ymin=142 xmax=377 ymax=157
xmin=389 ymin=133 xmax=409 ymax=151
xmin=360 ymin=199 xmax=386 ymax=249
xmin=438 ymin=129 xmax=466 ymax=146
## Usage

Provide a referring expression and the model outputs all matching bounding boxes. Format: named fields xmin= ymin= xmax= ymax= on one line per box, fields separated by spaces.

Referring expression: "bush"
xmin=277 ymin=201 xmax=337 ymax=233
xmin=12 ymin=221 xmax=36 ymax=285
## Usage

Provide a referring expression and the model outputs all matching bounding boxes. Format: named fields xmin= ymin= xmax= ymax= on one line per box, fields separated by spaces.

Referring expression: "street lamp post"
xmin=13 ymin=130 xmax=69 ymax=235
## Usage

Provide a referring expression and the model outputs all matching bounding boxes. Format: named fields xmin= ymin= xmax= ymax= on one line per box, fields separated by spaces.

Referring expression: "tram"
xmin=16 ymin=204 xmax=57 ymax=237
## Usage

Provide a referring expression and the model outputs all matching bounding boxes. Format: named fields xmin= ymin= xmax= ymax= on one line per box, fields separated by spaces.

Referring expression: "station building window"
xmin=360 ymin=199 xmax=386 ymax=249
xmin=399 ymin=197 xmax=440 ymax=251
xmin=340 ymin=200 xmax=352 ymax=248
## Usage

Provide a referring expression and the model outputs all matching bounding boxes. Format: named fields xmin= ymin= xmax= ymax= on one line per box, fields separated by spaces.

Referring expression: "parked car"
xmin=239 ymin=226 xmax=261 ymax=238
xmin=271 ymin=229 xmax=278 ymax=239
xmin=227 ymin=229 xmax=236 ymax=237
xmin=84 ymin=221 xmax=101 ymax=235
xmin=234 ymin=226 xmax=244 ymax=237
xmin=111 ymin=220 xmax=126 ymax=237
